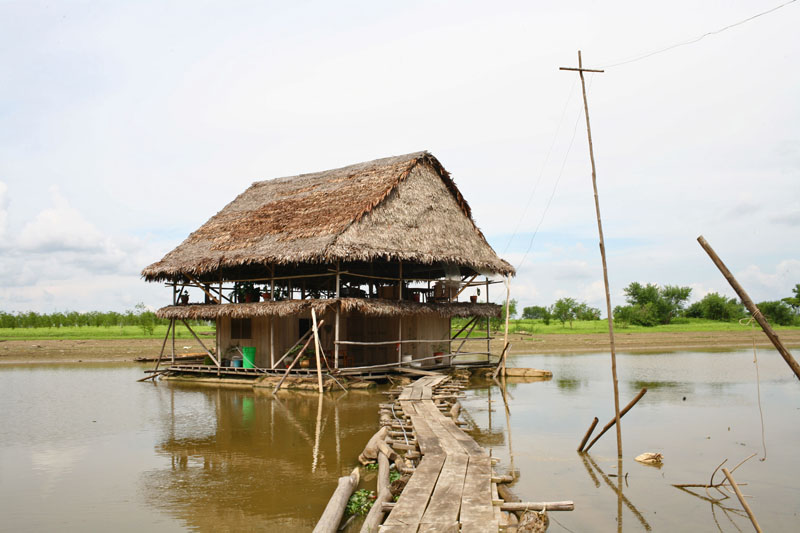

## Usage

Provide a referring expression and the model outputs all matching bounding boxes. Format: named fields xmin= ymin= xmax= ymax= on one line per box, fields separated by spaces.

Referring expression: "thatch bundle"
xmin=142 ymin=152 xmax=514 ymax=282
xmin=156 ymin=298 xmax=501 ymax=320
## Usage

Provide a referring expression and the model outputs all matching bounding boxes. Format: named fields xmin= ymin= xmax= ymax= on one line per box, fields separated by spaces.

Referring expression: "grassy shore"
xmin=0 ymin=324 xmax=216 ymax=341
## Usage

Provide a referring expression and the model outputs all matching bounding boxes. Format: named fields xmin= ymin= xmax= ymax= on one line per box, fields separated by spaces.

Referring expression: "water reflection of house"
xmin=142 ymin=152 xmax=513 ymax=375
xmin=144 ymin=386 xmax=378 ymax=530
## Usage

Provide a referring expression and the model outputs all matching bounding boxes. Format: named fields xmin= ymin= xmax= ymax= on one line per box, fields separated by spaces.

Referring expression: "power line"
xmin=502 ymin=77 xmax=577 ymax=255
xmin=598 ymin=0 xmax=796 ymax=69
xmin=515 ymin=76 xmax=592 ymax=271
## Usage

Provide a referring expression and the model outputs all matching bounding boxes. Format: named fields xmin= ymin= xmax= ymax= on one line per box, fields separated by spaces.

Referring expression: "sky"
xmin=0 ymin=0 xmax=798 ymax=315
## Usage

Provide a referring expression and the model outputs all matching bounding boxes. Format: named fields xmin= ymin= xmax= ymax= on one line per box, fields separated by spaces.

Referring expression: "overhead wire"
xmin=515 ymin=75 xmax=593 ymax=272
xmin=597 ymin=0 xmax=796 ymax=69
xmin=502 ymin=77 xmax=578 ymax=255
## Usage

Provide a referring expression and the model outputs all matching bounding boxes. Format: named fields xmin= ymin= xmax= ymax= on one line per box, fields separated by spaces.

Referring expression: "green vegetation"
xmin=613 ymin=282 xmax=692 ymax=326
xmin=0 ymin=304 xmax=213 ymax=340
xmin=346 ymin=488 xmax=376 ymax=516
xmin=0 ymin=323 xmax=215 ymax=340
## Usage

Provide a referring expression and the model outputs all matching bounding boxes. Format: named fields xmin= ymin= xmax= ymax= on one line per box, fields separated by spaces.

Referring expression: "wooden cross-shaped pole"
xmin=560 ymin=51 xmax=623 ymax=459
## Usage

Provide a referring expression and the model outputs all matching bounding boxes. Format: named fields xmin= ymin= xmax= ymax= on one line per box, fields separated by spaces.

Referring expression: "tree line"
xmin=0 ymin=303 xmax=165 ymax=335
xmin=517 ymin=282 xmax=800 ymax=327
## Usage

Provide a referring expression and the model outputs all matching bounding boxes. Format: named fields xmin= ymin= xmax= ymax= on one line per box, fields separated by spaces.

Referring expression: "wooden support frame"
xmin=181 ymin=319 xmax=220 ymax=368
xmin=335 ymin=261 xmax=341 ymax=370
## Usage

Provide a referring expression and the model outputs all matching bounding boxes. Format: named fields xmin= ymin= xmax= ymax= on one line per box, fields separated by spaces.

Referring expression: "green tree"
xmin=685 ymin=292 xmax=744 ymax=321
xmin=574 ymin=302 xmax=601 ymax=321
xmin=616 ymin=282 xmax=692 ymax=326
xmin=551 ymin=297 xmax=578 ymax=328
xmin=782 ymin=284 xmax=800 ymax=314
xmin=756 ymin=300 xmax=795 ymax=326
xmin=134 ymin=303 xmax=156 ymax=336
xmin=522 ymin=305 xmax=549 ymax=320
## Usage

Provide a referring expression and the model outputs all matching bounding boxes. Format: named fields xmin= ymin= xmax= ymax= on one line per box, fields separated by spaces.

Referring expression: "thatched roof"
xmin=156 ymin=298 xmax=501 ymax=320
xmin=142 ymin=151 xmax=514 ymax=281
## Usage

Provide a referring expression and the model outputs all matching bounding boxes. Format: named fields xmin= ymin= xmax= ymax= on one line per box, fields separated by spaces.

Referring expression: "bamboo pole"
xmin=698 ymin=235 xmax=800 ymax=380
xmin=577 ymin=417 xmax=599 ymax=452
xmin=722 ymin=467 xmax=763 ymax=533
xmin=502 ymin=275 xmax=511 ymax=377
xmin=272 ymin=324 xmax=322 ymax=395
xmin=138 ymin=319 xmax=173 ymax=382
xmin=181 ymin=319 xmax=221 ymax=368
xmin=561 ymin=50 xmax=622 ymax=458
xmin=335 ymin=261 xmax=340 ymax=370
xmin=583 ymin=387 xmax=647 ymax=453
xmin=311 ymin=308 xmax=324 ymax=393
xmin=272 ymin=328 xmax=315 ymax=370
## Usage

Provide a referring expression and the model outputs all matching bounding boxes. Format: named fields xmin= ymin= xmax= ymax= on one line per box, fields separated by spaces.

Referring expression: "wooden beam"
xmin=311 ymin=308 xmax=324 ymax=393
xmin=181 ymin=319 xmax=220 ymax=368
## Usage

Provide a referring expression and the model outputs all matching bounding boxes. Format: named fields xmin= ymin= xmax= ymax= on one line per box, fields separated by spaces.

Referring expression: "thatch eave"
xmin=156 ymin=298 xmax=501 ymax=320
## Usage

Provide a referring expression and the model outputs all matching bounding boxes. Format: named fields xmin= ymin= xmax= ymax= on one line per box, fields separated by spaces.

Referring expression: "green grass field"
xmin=452 ymin=317 xmax=799 ymax=337
xmin=0 ymin=324 xmax=216 ymax=341
xmin=1 ymin=318 xmax=796 ymax=341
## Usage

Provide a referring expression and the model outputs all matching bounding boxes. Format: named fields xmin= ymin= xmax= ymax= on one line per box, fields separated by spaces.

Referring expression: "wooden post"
xmin=312 ymin=467 xmax=360 ymax=533
xmin=270 ymin=266 xmax=275 ymax=369
xmin=485 ymin=276 xmax=491 ymax=361
xmin=311 ymin=308 xmax=324 ymax=393
xmin=171 ymin=316 xmax=176 ymax=364
xmin=698 ymin=235 xmax=800 ymax=380
xmin=561 ymin=51 xmax=622 ymax=458
xmin=398 ymin=260 xmax=403 ymax=364
xmin=583 ymin=387 xmax=647 ymax=453
xmin=273 ymin=321 xmax=324 ymax=395
xmin=502 ymin=275 xmax=511 ymax=377
xmin=577 ymin=417 xmax=599 ymax=452
xmin=335 ymin=261 xmax=340 ymax=370
xmin=722 ymin=467 xmax=763 ymax=533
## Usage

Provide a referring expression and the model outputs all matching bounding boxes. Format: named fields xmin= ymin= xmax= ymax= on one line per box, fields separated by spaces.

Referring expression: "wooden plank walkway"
xmin=381 ymin=375 xmax=499 ymax=532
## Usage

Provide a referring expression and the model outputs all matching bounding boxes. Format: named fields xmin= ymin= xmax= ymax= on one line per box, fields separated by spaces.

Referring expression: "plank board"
xmin=419 ymin=453 xmax=468 ymax=528
xmin=382 ymin=454 xmax=446 ymax=529
xmin=459 ymin=456 xmax=497 ymax=531
xmin=409 ymin=414 xmax=443 ymax=456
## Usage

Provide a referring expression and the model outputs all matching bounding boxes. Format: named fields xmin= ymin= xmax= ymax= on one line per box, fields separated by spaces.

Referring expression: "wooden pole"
xmin=359 ymin=487 xmax=392 ymax=533
xmin=313 ymin=467 xmax=360 ymax=533
xmin=577 ymin=417 xmax=599 ymax=452
xmin=272 ymin=325 xmax=321 ymax=395
xmin=486 ymin=276 xmax=491 ymax=362
xmin=335 ymin=261 xmax=340 ymax=370
xmin=583 ymin=387 xmax=647 ymax=453
xmin=561 ymin=50 xmax=622 ymax=458
xmin=181 ymin=319 xmax=221 ymax=368
xmin=502 ymin=275 xmax=511 ymax=377
xmin=398 ymin=261 xmax=403 ymax=364
xmin=698 ymin=235 xmax=800 ymax=380
xmin=377 ymin=451 xmax=390 ymax=496
xmin=722 ymin=467 xmax=763 ymax=533
xmin=311 ymin=307 xmax=324 ymax=393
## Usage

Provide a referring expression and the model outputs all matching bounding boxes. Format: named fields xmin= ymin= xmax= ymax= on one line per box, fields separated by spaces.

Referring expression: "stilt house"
xmin=142 ymin=151 xmax=514 ymax=375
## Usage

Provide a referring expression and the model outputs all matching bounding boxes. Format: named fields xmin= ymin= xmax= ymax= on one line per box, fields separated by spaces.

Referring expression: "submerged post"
xmin=561 ymin=50 xmax=622 ymax=458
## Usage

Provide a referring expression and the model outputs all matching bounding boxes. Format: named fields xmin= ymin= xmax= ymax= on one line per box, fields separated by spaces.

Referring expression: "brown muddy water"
xmin=0 ymin=349 xmax=798 ymax=532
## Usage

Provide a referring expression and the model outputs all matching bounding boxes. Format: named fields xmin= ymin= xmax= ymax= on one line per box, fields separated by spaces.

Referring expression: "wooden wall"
xmin=217 ymin=312 xmax=449 ymax=368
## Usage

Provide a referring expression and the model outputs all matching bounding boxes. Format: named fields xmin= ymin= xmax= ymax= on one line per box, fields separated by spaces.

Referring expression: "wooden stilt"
xmin=335 ymin=261 xmax=340 ymax=370
xmin=311 ymin=308 xmax=324 ymax=394
xmin=583 ymin=387 xmax=647 ymax=453
xmin=181 ymin=319 xmax=220 ymax=368
xmin=273 ymin=321 xmax=323 ymax=395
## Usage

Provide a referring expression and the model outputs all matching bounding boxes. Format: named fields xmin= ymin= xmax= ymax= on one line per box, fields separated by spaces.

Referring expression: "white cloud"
xmin=18 ymin=186 xmax=105 ymax=253
xmin=0 ymin=181 xmax=8 ymax=238
xmin=737 ymin=260 xmax=800 ymax=301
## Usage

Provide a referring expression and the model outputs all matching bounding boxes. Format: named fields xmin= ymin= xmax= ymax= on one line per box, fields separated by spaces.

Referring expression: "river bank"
xmin=2 ymin=329 xmax=798 ymax=364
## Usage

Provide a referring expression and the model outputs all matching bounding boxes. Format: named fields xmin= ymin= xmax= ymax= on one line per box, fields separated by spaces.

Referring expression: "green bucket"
xmin=242 ymin=346 xmax=256 ymax=369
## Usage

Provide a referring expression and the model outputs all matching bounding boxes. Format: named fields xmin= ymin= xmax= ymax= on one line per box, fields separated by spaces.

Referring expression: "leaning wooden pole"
xmin=583 ymin=387 xmax=647 ymax=453
xmin=502 ymin=275 xmax=511 ymax=377
xmin=311 ymin=307 xmax=324 ymax=393
xmin=698 ymin=235 xmax=800 ymax=380
xmin=313 ymin=466 xmax=360 ymax=533
xmin=722 ymin=467 xmax=763 ymax=533
xmin=561 ymin=50 xmax=622 ymax=457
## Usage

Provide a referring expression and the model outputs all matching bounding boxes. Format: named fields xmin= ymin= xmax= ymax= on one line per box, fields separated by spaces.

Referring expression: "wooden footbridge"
xmin=314 ymin=373 xmax=573 ymax=533
xmin=381 ymin=374 xmax=498 ymax=532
